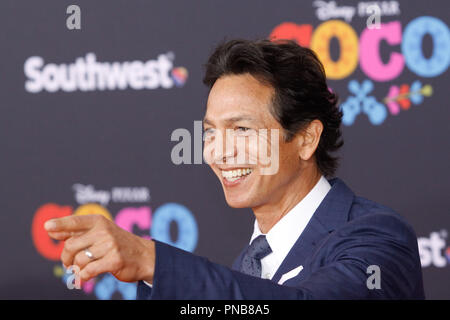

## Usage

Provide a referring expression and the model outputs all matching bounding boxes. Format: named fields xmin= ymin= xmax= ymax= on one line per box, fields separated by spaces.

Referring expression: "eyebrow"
xmin=203 ymin=115 xmax=257 ymax=126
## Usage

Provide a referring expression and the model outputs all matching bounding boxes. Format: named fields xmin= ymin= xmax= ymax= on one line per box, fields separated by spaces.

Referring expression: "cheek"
xmin=203 ymin=140 xmax=214 ymax=165
xmin=278 ymin=143 xmax=300 ymax=170
xmin=233 ymin=135 xmax=259 ymax=165
xmin=255 ymin=130 xmax=282 ymax=169
xmin=246 ymin=136 xmax=259 ymax=164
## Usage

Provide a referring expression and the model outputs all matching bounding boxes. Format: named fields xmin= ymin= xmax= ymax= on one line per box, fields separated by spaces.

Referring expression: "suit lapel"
xmin=271 ymin=178 xmax=354 ymax=284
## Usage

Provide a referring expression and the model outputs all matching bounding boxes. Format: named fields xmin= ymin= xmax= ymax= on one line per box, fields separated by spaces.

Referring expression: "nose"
xmin=210 ymin=129 xmax=237 ymax=165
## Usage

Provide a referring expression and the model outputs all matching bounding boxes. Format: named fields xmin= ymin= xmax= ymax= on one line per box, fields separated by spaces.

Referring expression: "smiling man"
xmin=44 ymin=39 xmax=425 ymax=299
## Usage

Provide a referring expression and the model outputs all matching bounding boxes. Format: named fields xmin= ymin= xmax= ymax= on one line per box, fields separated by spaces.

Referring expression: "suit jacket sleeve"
xmin=136 ymin=213 xmax=423 ymax=299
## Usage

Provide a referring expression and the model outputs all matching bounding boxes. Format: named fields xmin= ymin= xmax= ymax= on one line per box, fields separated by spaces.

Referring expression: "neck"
xmin=252 ymin=167 xmax=322 ymax=234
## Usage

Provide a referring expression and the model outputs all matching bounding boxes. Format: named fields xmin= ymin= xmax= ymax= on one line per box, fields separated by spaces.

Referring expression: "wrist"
xmin=139 ymin=238 xmax=156 ymax=284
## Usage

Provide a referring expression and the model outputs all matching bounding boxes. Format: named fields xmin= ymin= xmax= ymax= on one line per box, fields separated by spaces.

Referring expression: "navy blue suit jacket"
xmin=137 ymin=178 xmax=425 ymax=299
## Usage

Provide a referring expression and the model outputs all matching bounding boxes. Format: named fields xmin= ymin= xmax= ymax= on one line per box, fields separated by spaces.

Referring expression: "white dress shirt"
xmin=249 ymin=175 xmax=331 ymax=280
xmin=144 ymin=175 xmax=331 ymax=287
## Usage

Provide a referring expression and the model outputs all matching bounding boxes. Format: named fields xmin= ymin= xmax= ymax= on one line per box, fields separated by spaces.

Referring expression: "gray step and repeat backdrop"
xmin=0 ymin=0 xmax=448 ymax=299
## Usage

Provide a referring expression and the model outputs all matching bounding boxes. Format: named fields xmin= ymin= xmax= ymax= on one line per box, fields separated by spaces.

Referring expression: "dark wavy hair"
xmin=203 ymin=39 xmax=343 ymax=177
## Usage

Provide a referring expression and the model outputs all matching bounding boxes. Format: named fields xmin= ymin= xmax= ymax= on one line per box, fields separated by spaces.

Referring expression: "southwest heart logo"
xmin=171 ymin=67 xmax=188 ymax=87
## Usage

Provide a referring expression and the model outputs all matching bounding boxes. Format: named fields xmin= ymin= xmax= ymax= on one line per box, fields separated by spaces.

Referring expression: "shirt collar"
xmin=250 ymin=175 xmax=331 ymax=263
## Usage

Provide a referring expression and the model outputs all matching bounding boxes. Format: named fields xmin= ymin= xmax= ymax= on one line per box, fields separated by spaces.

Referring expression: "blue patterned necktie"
xmin=239 ymin=235 xmax=272 ymax=277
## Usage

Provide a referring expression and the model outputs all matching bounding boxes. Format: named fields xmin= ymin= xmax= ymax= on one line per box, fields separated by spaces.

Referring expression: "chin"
xmin=223 ymin=194 xmax=253 ymax=208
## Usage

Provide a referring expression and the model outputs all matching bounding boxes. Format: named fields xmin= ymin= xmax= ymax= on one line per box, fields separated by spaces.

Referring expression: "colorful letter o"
xmin=150 ymin=203 xmax=198 ymax=252
xmin=310 ymin=20 xmax=359 ymax=79
xmin=402 ymin=16 xmax=450 ymax=77
xmin=73 ymin=203 xmax=113 ymax=220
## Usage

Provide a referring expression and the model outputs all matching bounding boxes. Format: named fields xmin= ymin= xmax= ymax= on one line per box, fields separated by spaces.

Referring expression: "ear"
xmin=297 ymin=120 xmax=323 ymax=161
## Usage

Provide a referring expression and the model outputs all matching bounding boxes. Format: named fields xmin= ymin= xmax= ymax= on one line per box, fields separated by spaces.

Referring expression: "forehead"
xmin=205 ymin=74 xmax=275 ymax=124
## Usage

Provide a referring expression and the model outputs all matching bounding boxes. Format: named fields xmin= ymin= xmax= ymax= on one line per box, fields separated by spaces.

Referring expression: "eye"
xmin=203 ymin=128 xmax=216 ymax=139
xmin=235 ymin=126 xmax=255 ymax=136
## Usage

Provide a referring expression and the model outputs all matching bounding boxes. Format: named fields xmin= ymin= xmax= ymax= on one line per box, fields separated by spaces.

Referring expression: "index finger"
xmin=44 ymin=214 xmax=98 ymax=232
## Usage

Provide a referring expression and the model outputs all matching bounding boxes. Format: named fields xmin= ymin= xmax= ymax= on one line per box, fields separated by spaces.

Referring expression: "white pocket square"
xmin=278 ymin=265 xmax=303 ymax=285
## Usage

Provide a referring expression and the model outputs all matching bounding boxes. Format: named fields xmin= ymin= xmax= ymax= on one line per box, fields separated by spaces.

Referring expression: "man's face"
xmin=203 ymin=73 xmax=303 ymax=209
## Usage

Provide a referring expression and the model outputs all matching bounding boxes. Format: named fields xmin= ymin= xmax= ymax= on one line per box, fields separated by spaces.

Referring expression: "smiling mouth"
xmin=221 ymin=168 xmax=253 ymax=183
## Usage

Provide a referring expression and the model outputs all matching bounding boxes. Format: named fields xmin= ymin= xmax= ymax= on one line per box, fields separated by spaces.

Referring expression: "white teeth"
xmin=221 ymin=168 xmax=253 ymax=181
